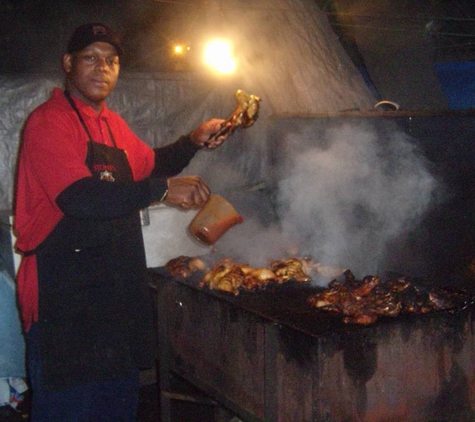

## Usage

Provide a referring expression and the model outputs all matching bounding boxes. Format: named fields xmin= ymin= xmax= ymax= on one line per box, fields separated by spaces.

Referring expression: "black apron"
xmin=33 ymin=91 xmax=156 ymax=390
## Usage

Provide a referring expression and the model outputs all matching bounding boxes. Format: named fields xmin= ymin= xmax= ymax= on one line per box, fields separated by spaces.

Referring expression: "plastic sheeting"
xmin=0 ymin=72 xmax=237 ymax=211
xmin=202 ymin=0 xmax=375 ymax=114
xmin=0 ymin=72 xmax=281 ymax=211
xmin=0 ymin=0 xmax=377 ymax=211
xmin=0 ymin=76 xmax=59 ymax=211
xmin=0 ymin=270 xmax=25 ymax=378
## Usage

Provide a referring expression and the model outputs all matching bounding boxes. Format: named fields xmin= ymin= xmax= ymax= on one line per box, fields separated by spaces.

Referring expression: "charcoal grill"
xmin=150 ymin=268 xmax=475 ymax=422
xmin=149 ymin=110 xmax=475 ymax=421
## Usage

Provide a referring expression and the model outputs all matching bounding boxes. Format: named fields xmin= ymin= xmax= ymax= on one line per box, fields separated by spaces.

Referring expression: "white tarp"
xmin=201 ymin=0 xmax=375 ymax=114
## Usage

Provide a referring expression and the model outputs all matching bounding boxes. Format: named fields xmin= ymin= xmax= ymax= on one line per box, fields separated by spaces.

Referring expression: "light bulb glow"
xmin=203 ymin=39 xmax=236 ymax=74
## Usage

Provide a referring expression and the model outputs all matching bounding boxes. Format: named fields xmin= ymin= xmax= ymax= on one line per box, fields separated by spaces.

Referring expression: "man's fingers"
xmin=165 ymin=176 xmax=210 ymax=208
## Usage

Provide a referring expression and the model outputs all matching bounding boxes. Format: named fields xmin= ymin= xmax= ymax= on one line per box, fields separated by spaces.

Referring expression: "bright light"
xmin=172 ymin=44 xmax=190 ymax=56
xmin=203 ymin=39 xmax=236 ymax=74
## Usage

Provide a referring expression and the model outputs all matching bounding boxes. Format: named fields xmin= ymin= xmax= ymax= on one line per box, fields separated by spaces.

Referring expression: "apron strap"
xmin=104 ymin=120 xmax=118 ymax=148
xmin=64 ymin=90 xmax=94 ymax=142
xmin=64 ymin=90 xmax=118 ymax=147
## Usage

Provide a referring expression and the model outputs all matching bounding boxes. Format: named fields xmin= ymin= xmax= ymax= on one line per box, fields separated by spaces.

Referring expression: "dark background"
xmin=1 ymin=0 xmax=475 ymax=76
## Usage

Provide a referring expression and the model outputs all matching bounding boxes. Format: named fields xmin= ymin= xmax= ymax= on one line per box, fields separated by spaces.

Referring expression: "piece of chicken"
xmin=208 ymin=90 xmax=261 ymax=142
xmin=242 ymin=268 xmax=277 ymax=290
xmin=200 ymin=263 xmax=234 ymax=290
xmin=165 ymin=256 xmax=207 ymax=278
xmin=200 ymin=258 xmax=278 ymax=294
xmin=270 ymin=258 xmax=311 ymax=283
xmin=199 ymin=258 xmax=245 ymax=292
xmin=216 ymin=267 xmax=245 ymax=295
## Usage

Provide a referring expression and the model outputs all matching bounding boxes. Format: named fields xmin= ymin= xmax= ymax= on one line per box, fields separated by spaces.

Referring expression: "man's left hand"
xmin=190 ymin=118 xmax=232 ymax=149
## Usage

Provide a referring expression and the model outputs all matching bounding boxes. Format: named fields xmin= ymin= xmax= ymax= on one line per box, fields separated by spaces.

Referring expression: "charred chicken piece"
xmin=243 ymin=268 xmax=277 ymax=290
xmin=200 ymin=259 xmax=280 ymax=294
xmin=308 ymin=271 xmax=473 ymax=325
xmin=307 ymin=283 xmax=354 ymax=313
xmin=199 ymin=258 xmax=238 ymax=290
xmin=270 ymin=258 xmax=311 ymax=283
xmin=385 ymin=277 xmax=412 ymax=293
xmin=343 ymin=269 xmax=356 ymax=284
xmin=351 ymin=275 xmax=380 ymax=297
xmin=208 ymin=89 xmax=261 ymax=142
xmin=165 ymin=256 xmax=207 ymax=278
xmin=367 ymin=291 xmax=402 ymax=317
xmin=215 ymin=266 xmax=246 ymax=295
xmin=199 ymin=258 xmax=252 ymax=295
xmin=428 ymin=287 xmax=472 ymax=311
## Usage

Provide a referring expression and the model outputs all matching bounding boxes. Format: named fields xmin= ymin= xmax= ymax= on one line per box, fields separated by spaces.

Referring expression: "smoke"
xmin=215 ymin=120 xmax=439 ymax=280
xmin=212 ymin=218 xmax=290 ymax=267
xmin=278 ymin=122 xmax=438 ymax=277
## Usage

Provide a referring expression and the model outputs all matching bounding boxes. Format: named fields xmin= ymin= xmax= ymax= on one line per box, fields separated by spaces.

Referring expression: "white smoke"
xmin=276 ymin=122 xmax=438 ymax=277
xmin=214 ymin=120 xmax=439 ymax=280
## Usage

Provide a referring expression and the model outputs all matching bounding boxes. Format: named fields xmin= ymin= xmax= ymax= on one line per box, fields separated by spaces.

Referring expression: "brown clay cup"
xmin=189 ymin=195 xmax=244 ymax=245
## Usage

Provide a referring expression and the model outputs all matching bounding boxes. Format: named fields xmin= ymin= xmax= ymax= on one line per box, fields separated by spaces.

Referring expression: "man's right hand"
xmin=163 ymin=176 xmax=210 ymax=209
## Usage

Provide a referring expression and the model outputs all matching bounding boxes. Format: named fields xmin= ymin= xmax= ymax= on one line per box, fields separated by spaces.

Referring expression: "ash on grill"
xmin=164 ymin=255 xmax=474 ymax=325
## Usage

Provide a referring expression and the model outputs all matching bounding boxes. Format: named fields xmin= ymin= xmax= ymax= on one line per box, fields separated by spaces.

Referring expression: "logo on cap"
xmin=67 ymin=23 xmax=123 ymax=56
xmin=92 ymin=25 xmax=108 ymax=36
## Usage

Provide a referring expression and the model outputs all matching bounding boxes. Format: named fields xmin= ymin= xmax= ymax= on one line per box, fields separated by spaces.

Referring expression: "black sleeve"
xmin=152 ymin=134 xmax=202 ymax=178
xmin=56 ymin=176 xmax=168 ymax=220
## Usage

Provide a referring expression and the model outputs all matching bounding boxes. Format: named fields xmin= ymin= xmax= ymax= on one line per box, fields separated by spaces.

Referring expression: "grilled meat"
xmin=215 ymin=266 xmax=246 ymax=295
xmin=199 ymin=257 xmax=311 ymax=295
xmin=351 ymin=275 xmax=380 ymax=297
xmin=166 ymin=256 xmax=473 ymax=324
xmin=308 ymin=271 xmax=473 ymax=325
xmin=165 ymin=255 xmax=207 ymax=278
xmin=243 ymin=268 xmax=276 ymax=290
xmin=270 ymin=258 xmax=311 ymax=283
xmin=204 ymin=261 xmax=279 ymax=296
xmin=208 ymin=89 xmax=261 ymax=141
xmin=199 ymin=258 xmax=237 ymax=290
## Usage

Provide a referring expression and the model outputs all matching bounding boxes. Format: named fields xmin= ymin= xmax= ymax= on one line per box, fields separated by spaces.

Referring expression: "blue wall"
xmin=434 ymin=61 xmax=475 ymax=110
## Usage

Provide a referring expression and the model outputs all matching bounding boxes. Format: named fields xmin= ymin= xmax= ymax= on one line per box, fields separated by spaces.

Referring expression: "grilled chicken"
xmin=199 ymin=257 xmax=311 ymax=295
xmin=308 ymin=270 xmax=473 ymax=325
xmin=165 ymin=256 xmax=207 ymax=278
xmin=270 ymin=258 xmax=311 ymax=283
xmin=208 ymin=89 xmax=261 ymax=142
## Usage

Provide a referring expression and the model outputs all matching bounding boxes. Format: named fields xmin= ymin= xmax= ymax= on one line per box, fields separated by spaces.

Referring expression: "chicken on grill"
xmin=308 ymin=270 xmax=473 ymax=325
xmin=165 ymin=255 xmax=207 ymax=278
xmin=270 ymin=258 xmax=311 ymax=283
xmin=198 ymin=258 xmax=277 ymax=295
xmin=198 ymin=257 xmax=313 ymax=295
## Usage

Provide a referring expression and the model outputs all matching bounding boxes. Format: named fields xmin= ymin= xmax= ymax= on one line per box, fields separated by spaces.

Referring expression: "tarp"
xmin=0 ymin=270 xmax=25 ymax=378
xmin=0 ymin=0 xmax=378 ymax=211
xmin=0 ymin=72 xmax=238 ymax=210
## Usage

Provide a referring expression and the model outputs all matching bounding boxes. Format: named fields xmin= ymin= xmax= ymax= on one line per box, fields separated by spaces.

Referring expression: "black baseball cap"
xmin=67 ymin=23 xmax=123 ymax=56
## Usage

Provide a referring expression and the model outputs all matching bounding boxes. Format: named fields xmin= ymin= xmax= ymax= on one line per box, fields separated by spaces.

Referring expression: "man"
xmin=14 ymin=22 xmax=230 ymax=421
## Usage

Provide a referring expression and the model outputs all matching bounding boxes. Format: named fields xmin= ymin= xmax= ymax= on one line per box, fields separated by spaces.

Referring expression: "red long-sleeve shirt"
xmin=14 ymin=88 xmax=198 ymax=330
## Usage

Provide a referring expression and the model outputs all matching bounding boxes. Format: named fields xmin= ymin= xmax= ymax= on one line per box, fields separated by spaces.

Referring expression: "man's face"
xmin=63 ymin=42 xmax=120 ymax=110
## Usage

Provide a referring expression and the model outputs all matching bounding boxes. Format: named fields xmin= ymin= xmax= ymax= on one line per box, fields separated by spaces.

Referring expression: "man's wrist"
xmin=149 ymin=178 xmax=169 ymax=203
xmin=188 ymin=131 xmax=205 ymax=149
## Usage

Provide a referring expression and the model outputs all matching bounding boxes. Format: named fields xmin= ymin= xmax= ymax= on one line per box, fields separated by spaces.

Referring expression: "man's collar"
xmin=57 ymin=87 xmax=111 ymax=119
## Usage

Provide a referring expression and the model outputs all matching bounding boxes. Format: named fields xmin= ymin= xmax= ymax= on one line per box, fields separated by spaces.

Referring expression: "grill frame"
xmin=151 ymin=268 xmax=475 ymax=422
